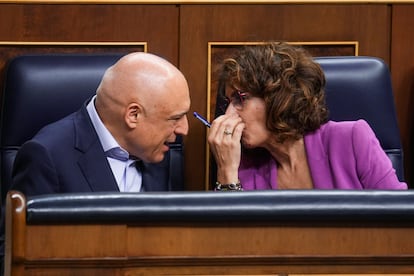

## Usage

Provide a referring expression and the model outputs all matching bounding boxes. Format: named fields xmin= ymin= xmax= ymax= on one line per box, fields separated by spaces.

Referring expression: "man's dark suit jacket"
xmin=0 ymin=101 xmax=181 ymax=274
xmin=11 ymin=101 xmax=178 ymax=195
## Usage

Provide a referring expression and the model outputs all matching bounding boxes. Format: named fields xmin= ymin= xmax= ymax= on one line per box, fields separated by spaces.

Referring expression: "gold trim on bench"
xmin=0 ymin=41 xmax=147 ymax=51
xmin=0 ymin=0 xmax=413 ymax=4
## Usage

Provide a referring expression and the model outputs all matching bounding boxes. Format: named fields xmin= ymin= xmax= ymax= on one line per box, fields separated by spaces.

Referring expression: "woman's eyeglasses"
xmin=219 ymin=90 xmax=249 ymax=113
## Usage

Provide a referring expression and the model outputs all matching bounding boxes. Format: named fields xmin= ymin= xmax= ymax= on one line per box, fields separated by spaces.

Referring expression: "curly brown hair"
xmin=218 ymin=42 xmax=329 ymax=143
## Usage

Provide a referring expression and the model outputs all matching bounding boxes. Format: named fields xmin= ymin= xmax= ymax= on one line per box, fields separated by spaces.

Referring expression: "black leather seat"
xmin=0 ymin=54 xmax=185 ymax=203
xmin=315 ymin=56 xmax=404 ymax=181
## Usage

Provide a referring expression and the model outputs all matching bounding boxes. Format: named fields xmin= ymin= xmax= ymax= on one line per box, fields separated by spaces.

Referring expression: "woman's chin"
xmin=241 ymin=138 xmax=254 ymax=149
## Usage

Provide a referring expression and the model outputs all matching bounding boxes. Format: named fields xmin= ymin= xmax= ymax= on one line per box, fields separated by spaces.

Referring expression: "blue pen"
xmin=193 ymin=111 xmax=211 ymax=128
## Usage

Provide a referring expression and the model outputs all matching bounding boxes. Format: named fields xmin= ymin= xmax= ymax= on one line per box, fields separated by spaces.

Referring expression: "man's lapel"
xmin=78 ymin=146 xmax=119 ymax=192
xmin=141 ymin=158 xmax=170 ymax=191
xmin=74 ymin=105 xmax=120 ymax=192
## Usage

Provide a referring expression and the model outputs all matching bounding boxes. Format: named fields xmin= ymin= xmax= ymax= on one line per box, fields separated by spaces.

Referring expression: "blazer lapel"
xmin=304 ymin=127 xmax=334 ymax=188
xmin=78 ymin=145 xmax=119 ymax=192
xmin=74 ymin=103 xmax=119 ymax=192
xmin=141 ymin=157 xmax=170 ymax=191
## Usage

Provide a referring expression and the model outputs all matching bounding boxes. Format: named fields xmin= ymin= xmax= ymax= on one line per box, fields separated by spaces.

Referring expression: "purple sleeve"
xmin=352 ymin=120 xmax=407 ymax=189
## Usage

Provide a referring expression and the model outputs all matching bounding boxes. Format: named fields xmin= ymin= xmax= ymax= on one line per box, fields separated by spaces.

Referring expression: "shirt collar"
xmin=86 ymin=95 xmax=124 ymax=153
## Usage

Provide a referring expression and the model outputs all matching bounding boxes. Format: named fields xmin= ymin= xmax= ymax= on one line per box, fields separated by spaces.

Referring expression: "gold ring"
xmin=224 ymin=129 xmax=233 ymax=135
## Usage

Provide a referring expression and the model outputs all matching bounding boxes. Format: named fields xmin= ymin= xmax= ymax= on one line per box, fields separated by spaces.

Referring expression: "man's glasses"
xmin=218 ymin=90 xmax=249 ymax=113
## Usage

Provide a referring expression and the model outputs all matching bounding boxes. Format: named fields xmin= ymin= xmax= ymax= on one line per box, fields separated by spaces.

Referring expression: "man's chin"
xmin=149 ymin=152 xmax=167 ymax=164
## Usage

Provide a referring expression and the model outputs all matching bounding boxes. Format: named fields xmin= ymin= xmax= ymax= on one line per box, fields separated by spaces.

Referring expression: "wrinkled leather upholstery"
xmin=26 ymin=190 xmax=414 ymax=224
xmin=0 ymin=54 xmax=185 ymax=202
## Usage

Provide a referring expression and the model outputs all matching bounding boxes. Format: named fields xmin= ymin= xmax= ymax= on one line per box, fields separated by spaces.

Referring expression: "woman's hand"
xmin=207 ymin=105 xmax=245 ymax=184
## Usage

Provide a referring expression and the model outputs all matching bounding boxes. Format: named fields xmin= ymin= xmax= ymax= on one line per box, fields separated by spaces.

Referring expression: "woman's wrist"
xmin=215 ymin=179 xmax=243 ymax=191
xmin=217 ymin=168 xmax=239 ymax=184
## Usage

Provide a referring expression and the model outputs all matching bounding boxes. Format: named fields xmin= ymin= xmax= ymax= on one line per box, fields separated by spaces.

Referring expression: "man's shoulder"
xmin=33 ymin=112 xmax=78 ymax=143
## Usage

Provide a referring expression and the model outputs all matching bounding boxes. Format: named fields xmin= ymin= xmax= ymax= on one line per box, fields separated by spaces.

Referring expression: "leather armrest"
xmin=25 ymin=190 xmax=414 ymax=224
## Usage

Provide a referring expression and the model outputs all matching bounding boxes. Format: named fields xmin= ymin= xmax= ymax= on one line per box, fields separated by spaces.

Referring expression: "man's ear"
xmin=125 ymin=103 xmax=141 ymax=129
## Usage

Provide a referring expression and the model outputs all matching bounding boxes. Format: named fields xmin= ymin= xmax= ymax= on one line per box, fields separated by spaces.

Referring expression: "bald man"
xmin=10 ymin=52 xmax=191 ymax=195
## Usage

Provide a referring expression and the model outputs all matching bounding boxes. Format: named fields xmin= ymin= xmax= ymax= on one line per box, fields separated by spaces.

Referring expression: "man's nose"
xmin=175 ymin=115 xmax=189 ymax=136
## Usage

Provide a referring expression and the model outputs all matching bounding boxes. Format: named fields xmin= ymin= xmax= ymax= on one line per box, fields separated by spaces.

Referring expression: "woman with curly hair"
xmin=208 ymin=42 xmax=407 ymax=191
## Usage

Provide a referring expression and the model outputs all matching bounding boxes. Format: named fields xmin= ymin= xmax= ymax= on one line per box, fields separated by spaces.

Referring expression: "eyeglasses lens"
xmin=218 ymin=90 xmax=247 ymax=113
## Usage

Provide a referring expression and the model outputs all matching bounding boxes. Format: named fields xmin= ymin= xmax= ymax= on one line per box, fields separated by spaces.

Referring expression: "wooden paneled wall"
xmin=391 ymin=4 xmax=414 ymax=188
xmin=0 ymin=2 xmax=413 ymax=189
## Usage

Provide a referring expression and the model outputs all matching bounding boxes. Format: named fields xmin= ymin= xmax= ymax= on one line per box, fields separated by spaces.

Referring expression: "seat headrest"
xmin=1 ymin=54 xmax=123 ymax=146
xmin=315 ymin=56 xmax=401 ymax=150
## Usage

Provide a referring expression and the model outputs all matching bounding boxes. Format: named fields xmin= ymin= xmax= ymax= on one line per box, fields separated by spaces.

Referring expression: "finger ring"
xmin=224 ymin=129 xmax=233 ymax=135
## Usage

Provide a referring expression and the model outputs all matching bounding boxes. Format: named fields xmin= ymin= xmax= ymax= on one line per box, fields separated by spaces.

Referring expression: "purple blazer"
xmin=238 ymin=120 xmax=407 ymax=190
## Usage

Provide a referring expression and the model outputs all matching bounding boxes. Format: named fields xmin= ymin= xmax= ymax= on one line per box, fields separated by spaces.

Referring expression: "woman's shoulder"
xmin=319 ymin=119 xmax=370 ymax=131
xmin=307 ymin=119 xmax=377 ymax=152
xmin=318 ymin=119 xmax=373 ymax=139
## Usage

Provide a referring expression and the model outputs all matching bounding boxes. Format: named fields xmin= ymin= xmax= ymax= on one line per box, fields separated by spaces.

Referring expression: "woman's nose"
xmin=225 ymin=102 xmax=238 ymax=115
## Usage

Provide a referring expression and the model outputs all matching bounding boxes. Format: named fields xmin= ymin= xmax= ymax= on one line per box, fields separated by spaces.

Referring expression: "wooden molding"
xmin=1 ymin=0 xmax=414 ymax=4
